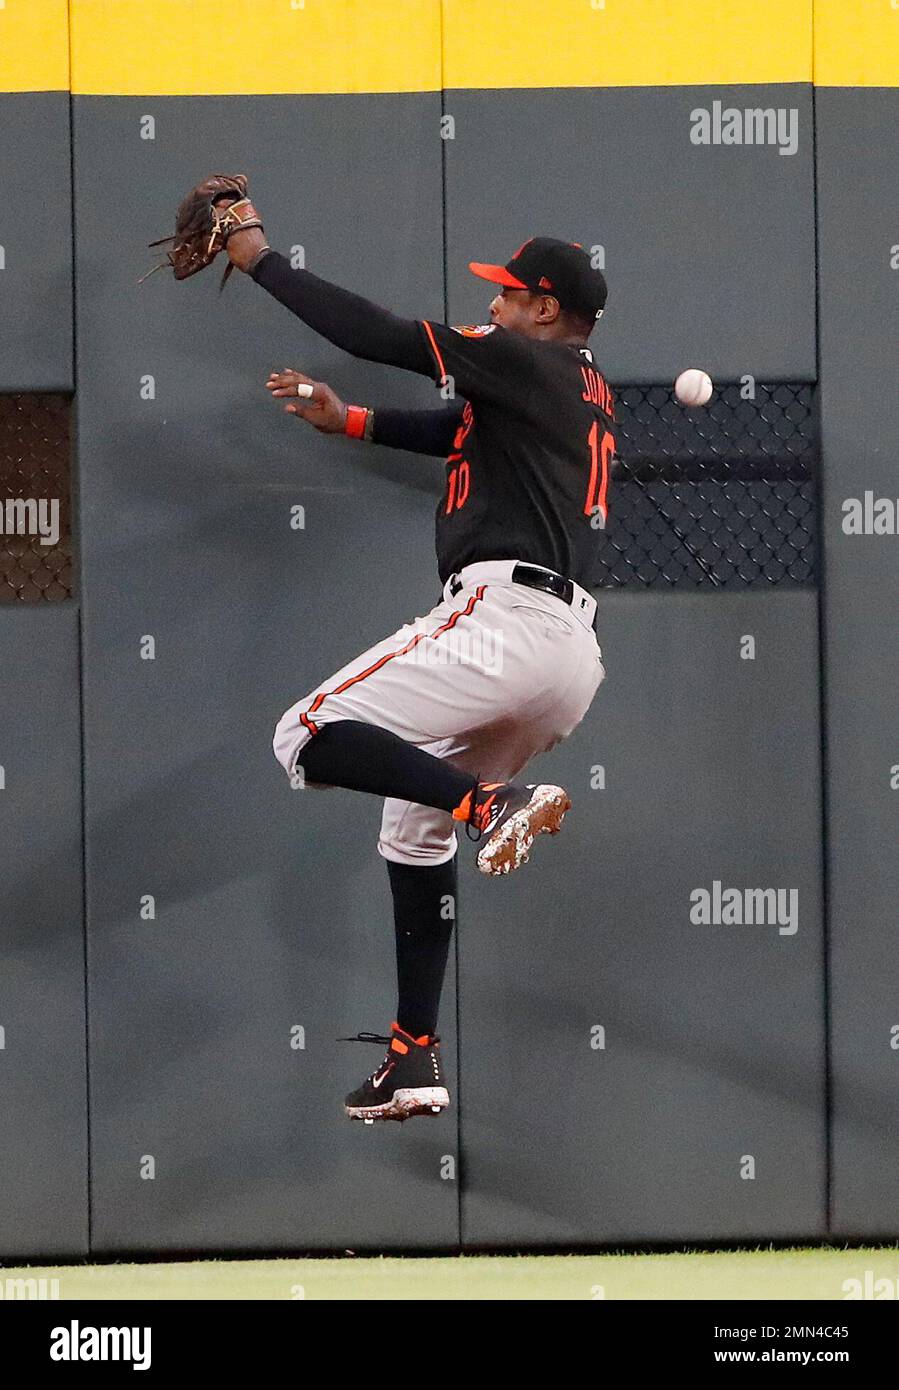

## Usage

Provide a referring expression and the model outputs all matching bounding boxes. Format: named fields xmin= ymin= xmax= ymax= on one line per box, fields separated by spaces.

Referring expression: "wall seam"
xmin=810 ymin=0 xmax=834 ymax=1237
xmin=439 ymin=0 xmax=464 ymax=1256
xmin=67 ymin=0 xmax=94 ymax=1256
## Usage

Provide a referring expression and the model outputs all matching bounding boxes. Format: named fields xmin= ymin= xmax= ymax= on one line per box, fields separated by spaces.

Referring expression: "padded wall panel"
xmin=442 ymin=86 xmax=816 ymax=383
xmin=73 ymin=91 xmax=459 ymax=1252
xmin=0 ymin=607 xmax=87 ymax=1258
xmin=0 ymin=93 xmax=73 ymax=390
xmin=458 ymin=590 xmax=825 ymax=1245
xmin=816 ymin=88 xmax=899 ymax=1238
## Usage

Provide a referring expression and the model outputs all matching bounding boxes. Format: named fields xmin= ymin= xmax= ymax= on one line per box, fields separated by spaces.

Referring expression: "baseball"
xmin=674 ymin=368 xmax=713 ymax=407
xmin=296 ymin=382 xmax=314 ymax=399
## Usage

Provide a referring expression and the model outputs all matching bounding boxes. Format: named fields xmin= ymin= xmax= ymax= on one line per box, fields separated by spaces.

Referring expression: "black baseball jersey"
xmin=248 ymin=253 xmax=616 ymax=589
xmin=418 ymin=320 xmax=616 ymax=588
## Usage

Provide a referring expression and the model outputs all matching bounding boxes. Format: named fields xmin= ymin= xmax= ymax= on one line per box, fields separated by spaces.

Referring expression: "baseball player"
xmin=216 ymin=208 xmax=614 ymax=1123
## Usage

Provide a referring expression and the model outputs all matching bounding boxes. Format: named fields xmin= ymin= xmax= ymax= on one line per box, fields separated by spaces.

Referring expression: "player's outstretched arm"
xmin=267 ymin=368 xmax=464 ymax=456
xmin=220 ymin=196 xmax=529 ymax=409
xmin=226 ymin=221 xmax=433 ymax=376
xmin=370 ymin=403 xmax=464 ymax=457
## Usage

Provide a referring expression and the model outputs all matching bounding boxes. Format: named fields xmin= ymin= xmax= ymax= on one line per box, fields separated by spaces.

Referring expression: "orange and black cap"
xmin=469 ymin=237 xmax=608 ymax=321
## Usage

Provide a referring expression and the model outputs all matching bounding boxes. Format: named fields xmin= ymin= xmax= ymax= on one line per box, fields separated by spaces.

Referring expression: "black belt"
xmin=450 ymin=563 xmax=575 ymax=606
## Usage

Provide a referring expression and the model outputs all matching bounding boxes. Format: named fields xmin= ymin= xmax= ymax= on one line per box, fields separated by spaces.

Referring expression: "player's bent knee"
xmin=379 ymin=798 xmax=457 ymax=866
xmin=378 ymin=837 xmax=458 ymax=868
xmin=272 ymin=706 xmax=312 ymax=778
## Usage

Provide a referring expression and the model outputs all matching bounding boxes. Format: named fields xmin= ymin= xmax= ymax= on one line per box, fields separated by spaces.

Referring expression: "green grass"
xmin=2 ymin=1247 xmax=898 ymax=1300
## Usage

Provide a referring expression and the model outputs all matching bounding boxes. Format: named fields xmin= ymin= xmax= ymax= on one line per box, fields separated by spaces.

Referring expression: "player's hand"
xmin=266 ymin=368 xmax=348 ymax=433
xmin=215 ymin=194 xmax=269 ymax=272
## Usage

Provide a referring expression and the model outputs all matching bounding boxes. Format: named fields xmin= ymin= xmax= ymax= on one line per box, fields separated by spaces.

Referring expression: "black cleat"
xmin=341 ymin=1022 xmax=450 ymax=1124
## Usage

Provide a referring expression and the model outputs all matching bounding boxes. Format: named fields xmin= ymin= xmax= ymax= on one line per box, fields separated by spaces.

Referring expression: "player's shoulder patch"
xmin=451 ymin=324 xmax=497 ymax=338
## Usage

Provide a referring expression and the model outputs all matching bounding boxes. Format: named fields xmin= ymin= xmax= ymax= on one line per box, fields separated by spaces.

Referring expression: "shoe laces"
xmin=338 ymin=1031 xmax=394 ymax=1046
xmin=338 ymin=1031 xmax=441 ymax=1047
xmin=339 ymin=1030 xmax=440 ymax=1086
xmin=464 ymin=779 xmax=507 ymax=842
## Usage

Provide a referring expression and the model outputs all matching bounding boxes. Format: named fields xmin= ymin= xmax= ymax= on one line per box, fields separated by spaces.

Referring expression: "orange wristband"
xmin=344 ymin=405 xmax=369 ymax=439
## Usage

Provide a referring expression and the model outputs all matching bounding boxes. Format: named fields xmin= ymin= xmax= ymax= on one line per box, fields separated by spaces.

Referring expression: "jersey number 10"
xmin=445 ymin=460 xmax=470 ymax=514
xmin=584 ymin=422 xmax=614 ymax=523
xmin=446 ymin=402 xmax=474 ymax=514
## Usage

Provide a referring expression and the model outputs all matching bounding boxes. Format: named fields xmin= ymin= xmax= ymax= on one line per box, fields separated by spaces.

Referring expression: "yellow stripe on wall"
xmin=443 ymin=0 xmax=813 ymax=89
xmin=815 ymin=0 xmax=899 ymax=86
xmin=6 ymin=1 xmax=894 ymax=97
xmin=69 ymin=0 xmax=441 ymax=95
xmin=0 ymin=0 xmax=69 ymax=93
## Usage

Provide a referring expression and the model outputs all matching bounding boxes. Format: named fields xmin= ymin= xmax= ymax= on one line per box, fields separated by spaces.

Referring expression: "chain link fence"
xmin=596 ymin=382 xmax=818 ymax=587
xmin=0 ymin=394 xmax=73 ymax=602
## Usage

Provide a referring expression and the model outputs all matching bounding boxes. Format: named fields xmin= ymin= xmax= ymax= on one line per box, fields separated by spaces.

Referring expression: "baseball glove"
xmin=141 ymin=174 xmax=264 ymax=290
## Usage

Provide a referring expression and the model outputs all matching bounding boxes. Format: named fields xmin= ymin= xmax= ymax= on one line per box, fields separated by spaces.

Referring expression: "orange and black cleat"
xmin=453 ymin=780 xmax=572 ymax=875
xmin=341 ymin=1023 xmax=449 ymax=1124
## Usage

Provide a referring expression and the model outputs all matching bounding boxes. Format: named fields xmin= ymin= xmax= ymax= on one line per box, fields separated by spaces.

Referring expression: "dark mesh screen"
xmin=595 ymin=382 xmax=818 ymax=587
xmin=0 ymin=394 xmax=73 ymax=602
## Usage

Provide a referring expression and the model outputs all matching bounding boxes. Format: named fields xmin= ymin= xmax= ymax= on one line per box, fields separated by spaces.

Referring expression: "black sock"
xmin=388 ymin=858 xmax=457 ymax=1039
xmin=298 ymin=720 xmax=477 ymax=813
